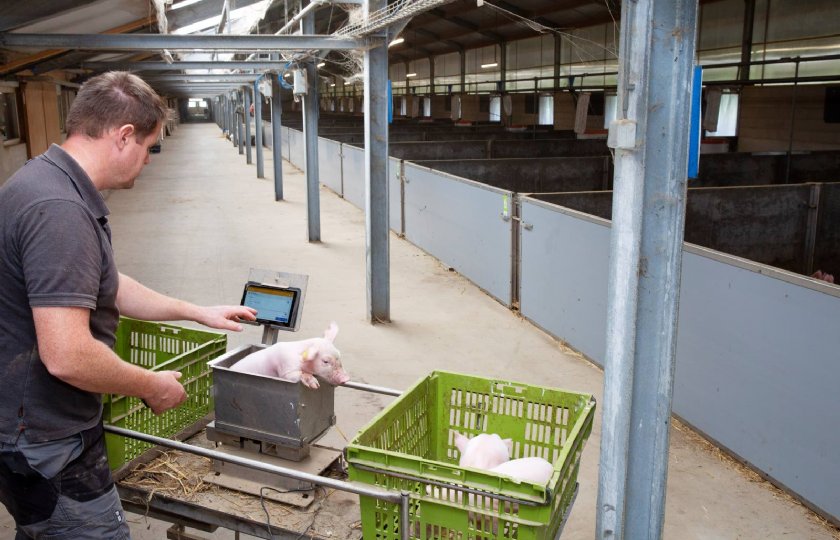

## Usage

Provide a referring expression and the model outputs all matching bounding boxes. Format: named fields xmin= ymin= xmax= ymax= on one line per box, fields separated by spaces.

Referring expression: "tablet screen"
xmin=241 ymin=282 xmax=300 ymax=327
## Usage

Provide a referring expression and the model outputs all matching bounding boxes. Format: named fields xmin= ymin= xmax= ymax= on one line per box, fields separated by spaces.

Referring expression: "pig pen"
xmin=271 ymin=125 xmax=840 ymax=526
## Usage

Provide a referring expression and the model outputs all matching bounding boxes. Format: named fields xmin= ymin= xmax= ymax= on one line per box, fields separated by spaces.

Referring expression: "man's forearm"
xmin=116 ymin=273 xmax=201 ymax=322
xmin=34 ymin=306 xmax=188 ymax=413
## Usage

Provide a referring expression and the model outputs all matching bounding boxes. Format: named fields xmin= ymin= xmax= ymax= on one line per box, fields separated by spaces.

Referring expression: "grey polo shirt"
xmin=0 ymin=144 xmax=120 ymax=443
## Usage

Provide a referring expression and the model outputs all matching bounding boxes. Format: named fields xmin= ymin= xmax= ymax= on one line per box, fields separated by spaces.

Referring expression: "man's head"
xmin=64 ymin=72 xmax=171 ymax=189
xmin=66 ymin=71 xmax=169 ymax=141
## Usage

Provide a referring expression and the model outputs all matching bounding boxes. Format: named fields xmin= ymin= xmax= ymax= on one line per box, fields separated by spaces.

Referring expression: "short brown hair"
xmin=66 ymin=71 xmax=171 ymax=140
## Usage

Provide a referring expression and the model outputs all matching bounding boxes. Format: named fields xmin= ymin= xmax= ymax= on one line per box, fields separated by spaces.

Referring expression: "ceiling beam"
xmin=81 ymin=60 xmax=289 ymax=71
xmin=143 ymin=73 xmax=262 ymax=81
xmin=0 ymin=0 xmax=101 ymax=32
xmin=428 ymin=8 xmax=504 ymax=42
xmin=411 ymin=27 xmax=463 ymax=51
xmin=0 ymin=15 xmax=157 ymax=75
xmin=0 ymin=33 xmax=373 ymax=52
xmin=164 ymin=0 xmax=266 ymax=31
xmin=489 ymin=0 xmax=561 ymax=29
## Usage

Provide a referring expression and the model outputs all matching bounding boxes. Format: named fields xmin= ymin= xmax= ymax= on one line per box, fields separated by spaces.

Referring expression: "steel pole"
xmin=596 ymin=1 xmax=699 ymax=539
xmin=364 ymin=0 xmax=390 ymax=323
xmin=237 ymin=90 xmax=245 ymax=155
xmin=0 ymin=33 xmax=369 ymax=51
xmin=254 ymin=79 xmax=265 ymax=178
xmin=271 ymin=73 xmax=284 ymax=201
xmin=244 ymin=85 xmax=253 ymax=164
xmin=103 ymin=425 xmax=401 ymax=503
xmin=302 ymin=4 xmax=321 ymax=242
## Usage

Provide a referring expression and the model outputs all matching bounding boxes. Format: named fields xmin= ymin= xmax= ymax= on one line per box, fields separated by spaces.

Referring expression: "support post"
xmin=459 ymin=48 xmax=466 ymax=93
xmin=364 ymin=0 xmax=390 ymax=323
xmin=429 ymin=55 xmax=435 ymax=95
xmin=221 ymin=96 xmax=227 ymax=133
xmin=255 ymin=79 xmax=265 ymax=178
xmin=303 ymin=3 xmax=321 ymax=241
xmin=244 ymin=85 xmax=252 ymax=164
xmin=738 ymin=0 xmax=756 ymax=81
xmin=500 ymin=42 xmax=507 ymax=92
xmin=271 ymin=73 xmax=284 ymax=200
xmin=237 ymin=89 xmax=244 ymax=155
xmin=596 ymin=1 xmax=699 ymax=539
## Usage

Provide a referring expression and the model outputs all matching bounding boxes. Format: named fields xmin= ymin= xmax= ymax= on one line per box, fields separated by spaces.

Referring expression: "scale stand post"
xmin=261 ymin=325 xmax=280 ymax=346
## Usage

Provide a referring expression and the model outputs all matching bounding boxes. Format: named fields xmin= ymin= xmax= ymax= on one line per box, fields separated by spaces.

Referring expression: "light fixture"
xmin=330 ymin=83 xmax=336 ymax=87
xmin=481 ymin=62 xmax=498 ymax=69
xmin=406 ymin=73 xmax=417 ymax=78
xmin=317 ymin=62 xmax=325 ymax=68
xmin=388 ymin=37 xmax=404 ymax=47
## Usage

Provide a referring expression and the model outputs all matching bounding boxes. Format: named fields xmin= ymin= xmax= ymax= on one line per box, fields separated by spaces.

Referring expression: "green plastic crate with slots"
xmin=345 ymin=370 xmax=596 ymax=540
xmin=102 ymin=316 xmax=227 ymax=470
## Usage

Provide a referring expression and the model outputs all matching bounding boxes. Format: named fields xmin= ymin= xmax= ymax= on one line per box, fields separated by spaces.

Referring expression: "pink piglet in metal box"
xmin=229 ymin=322 xmax=350 ymax=389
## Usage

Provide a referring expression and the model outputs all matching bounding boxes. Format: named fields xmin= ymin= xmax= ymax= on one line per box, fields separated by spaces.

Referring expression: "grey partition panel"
xmin=287 ymin=128 xmax=304 ymax=169
xmin=519 ymin=196 xmax=840 ymax=521
xmin=342 ymin=144 xmax=365 ymax=210
xmin=318 ymin=137 xmax=342 ymax=194
xmin=264 ymin=120 xmax=274 ymax=148
xmin=283 ymin=126 xmax=291 ymax=160
xmin=519 ymin=199 xmax=610 ymax=364
xmin=403 ymin=163 xmax=512 ymax=305
xmin=389 ymin=157 xmax=402 ymax=234
xmin=674 ymin=248 xmax=840 ymax=521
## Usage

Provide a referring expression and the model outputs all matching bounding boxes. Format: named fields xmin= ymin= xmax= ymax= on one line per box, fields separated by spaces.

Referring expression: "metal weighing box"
xmin=208 ymin=344 xmax=336 ymax=461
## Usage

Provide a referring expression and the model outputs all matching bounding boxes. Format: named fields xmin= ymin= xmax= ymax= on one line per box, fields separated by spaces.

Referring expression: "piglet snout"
xmin=333 ymin=370 xmax=350 ymax=385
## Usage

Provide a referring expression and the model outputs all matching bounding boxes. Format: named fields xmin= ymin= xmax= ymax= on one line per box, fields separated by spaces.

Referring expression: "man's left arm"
xmin=116 ymin=273 xmax=256 ymax=331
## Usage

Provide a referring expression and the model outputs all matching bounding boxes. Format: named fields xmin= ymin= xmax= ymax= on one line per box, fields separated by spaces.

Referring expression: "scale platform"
xmin=203 ymin=422 xmax=342 ymax=508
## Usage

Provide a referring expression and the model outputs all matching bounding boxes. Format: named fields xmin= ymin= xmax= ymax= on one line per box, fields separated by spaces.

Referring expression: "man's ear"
xmin=115 ymin=124 xmax=136 ymax=147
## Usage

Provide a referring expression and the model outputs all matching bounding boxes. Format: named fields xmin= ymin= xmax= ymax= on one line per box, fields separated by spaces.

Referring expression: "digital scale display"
xmin=241 ymin=282 xmax=301 ymax=328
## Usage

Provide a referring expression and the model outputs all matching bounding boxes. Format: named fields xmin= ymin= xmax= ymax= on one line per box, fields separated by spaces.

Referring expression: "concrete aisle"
xmin=1 ymin=123 xmax=836 ymax=540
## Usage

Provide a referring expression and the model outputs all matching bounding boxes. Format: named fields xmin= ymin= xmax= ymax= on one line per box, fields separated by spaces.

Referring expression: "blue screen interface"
xmin=243 ymin=285 xmax=296 ymax=324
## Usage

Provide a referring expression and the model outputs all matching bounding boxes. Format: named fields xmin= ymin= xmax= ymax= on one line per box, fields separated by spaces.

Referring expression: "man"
xmin=0 ymin=72 xmax=257 ymax=539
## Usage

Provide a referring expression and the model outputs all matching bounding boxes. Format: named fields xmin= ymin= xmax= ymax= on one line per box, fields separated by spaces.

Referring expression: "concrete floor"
xmin=2 ymin=123 xmax=837 ymax=539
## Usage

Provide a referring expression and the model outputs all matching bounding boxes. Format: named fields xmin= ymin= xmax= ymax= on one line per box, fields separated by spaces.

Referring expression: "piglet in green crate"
xmin=455 ymin=431 xmax=554 ymax=484
xmin=346 ymin=371 xmax=596 ymax=540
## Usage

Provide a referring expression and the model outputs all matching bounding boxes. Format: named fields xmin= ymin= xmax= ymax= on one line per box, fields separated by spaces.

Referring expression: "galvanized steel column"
xmin=364 ymin=0 xmax=390 ymax=322
xmin=231 ymin=93 xmax=239 ymax=148
xmin=244 ymin=85 xmax=252 ymax=164
xmin=596 ymin=1 xmax=699 ymax=540
xmin=302 ymin=5 xmax=321 ymax=242
xmin=271 ymin=73 xmax=284 ymax=201
xmin=254 ymin=79 xmax=265 ymax=178
xmin=237 ymin=89 xmax=244 ymax=155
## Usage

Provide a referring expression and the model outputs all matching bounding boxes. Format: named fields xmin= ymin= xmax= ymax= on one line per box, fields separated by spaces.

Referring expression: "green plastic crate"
xmin=346 ymin=371 xmax=596 ymax=540
xmin=103 ymin=316 xmax=227 ymax=470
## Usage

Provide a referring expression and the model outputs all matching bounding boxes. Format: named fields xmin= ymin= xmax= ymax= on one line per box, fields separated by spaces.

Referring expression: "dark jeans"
xmin=0 ymin=422 xmax=130 ymax=539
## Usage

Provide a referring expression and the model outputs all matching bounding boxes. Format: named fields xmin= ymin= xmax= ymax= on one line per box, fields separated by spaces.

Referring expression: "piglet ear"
xmin=454 ymin=432 xmax=469 ymax=453
xmin=324 ymin=321 xmax=339 ymax=342
xmin=302 ymin=346 xmax=319 ymax=363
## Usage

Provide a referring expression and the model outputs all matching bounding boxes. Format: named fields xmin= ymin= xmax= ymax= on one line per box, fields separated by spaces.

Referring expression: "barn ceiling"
xmin=0 ymin=0 xmax=715 ymax=97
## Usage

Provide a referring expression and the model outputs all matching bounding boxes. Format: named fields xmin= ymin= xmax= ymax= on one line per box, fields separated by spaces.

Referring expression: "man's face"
xmin=116 ymin=124 xmax=160 ymax=189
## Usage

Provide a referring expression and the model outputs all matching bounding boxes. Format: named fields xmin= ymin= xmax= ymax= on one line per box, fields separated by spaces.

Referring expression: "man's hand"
xmin=195 ymin=305 xmax=258 ymax=332
xmin=143 ymin=371 xmax=188 ymax=415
